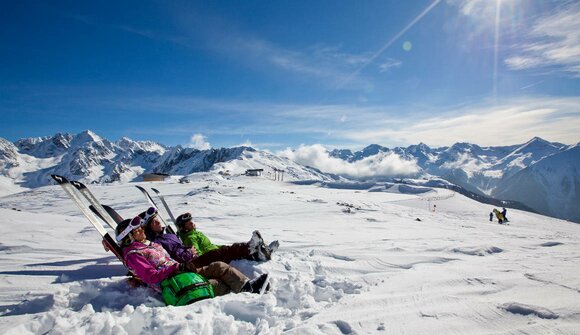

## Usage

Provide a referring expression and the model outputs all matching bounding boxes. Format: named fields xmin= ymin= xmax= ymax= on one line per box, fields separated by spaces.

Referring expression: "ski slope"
xmin=0 ymin=173 xmax=579 ymax=334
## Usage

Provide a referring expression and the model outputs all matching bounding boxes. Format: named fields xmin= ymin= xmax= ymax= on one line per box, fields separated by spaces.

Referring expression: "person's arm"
xmin=125 ymin=252 xmax=179 ymax=285
xmin=156 ymin=235 xmax=195 ymax=264
xmin=179 ymin=231 xmax=196 ymax=248
xmin=196 ymin=231 xmax=219 ymax=253
xmin=171 ymin=240 xmax=197 ymax=263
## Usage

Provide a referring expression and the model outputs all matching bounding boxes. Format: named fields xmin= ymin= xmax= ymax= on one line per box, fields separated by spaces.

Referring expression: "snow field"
xmin=0 ymin=174 xmax=579 ymax=334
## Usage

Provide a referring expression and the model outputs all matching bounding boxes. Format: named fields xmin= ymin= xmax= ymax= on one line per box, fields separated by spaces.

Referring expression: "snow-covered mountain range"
xmin=329 ymin=138 xmax=579 ymax=223
xmin=0 ymin=130 xmax=337 ymax=190
xmin=0 ymin=131 xmax=578 ymax=222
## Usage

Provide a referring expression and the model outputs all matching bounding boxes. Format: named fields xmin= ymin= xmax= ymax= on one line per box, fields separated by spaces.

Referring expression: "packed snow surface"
xmin=0 ymin=173 xmax=578 ymax=334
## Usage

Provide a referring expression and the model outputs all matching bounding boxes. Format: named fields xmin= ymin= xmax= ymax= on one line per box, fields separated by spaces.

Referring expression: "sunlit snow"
xmin=0 ymin=172 xmax=578 ymax=334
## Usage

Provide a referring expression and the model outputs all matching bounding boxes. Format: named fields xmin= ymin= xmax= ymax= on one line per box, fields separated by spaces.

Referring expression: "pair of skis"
xmin=134 ymin=185 xmax=177 ymax=234
xmin=52 ymin=174 xmax=178 ymax=245
xmin=50 ymin=175 xmax=125 ymax=264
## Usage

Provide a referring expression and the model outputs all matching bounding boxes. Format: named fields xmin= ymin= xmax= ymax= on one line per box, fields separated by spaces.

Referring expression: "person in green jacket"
xmin=175 ymin=212 xmax=279 ymax=264
xmin=176 ymin=213 xmax=220 ymax=255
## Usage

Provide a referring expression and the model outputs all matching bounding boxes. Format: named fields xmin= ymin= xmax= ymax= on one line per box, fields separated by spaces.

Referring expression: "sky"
xmin=1 ymin=0 xmax=579 ymax=151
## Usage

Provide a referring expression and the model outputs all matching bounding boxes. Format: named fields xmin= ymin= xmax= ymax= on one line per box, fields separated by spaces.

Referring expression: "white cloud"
xmin=279 ymin=144 xmax=420 ymax=178
xmin=174 ymin=15 xmax=374 ymax=89
xmin=188 ymin=134 xmax=211 ymax=150
xmin=504 ymin=56 xmax=544 ymax=70
xmin=114 ymin=94 xmax=578 ymax=148
xmin=69 ymin=89 xmax=580 ymax=149
xmin=448 ymin=1 xmax=580 ymax=76
xmin=341 ymin=97 xmax=580 ymax=147
xmin=504 ymin=2 xmax=580 ymax=77
xmin=234 ymin=39 xmax=373 ymax=89
xmin=379 ymin=58 xmax=402 ymax=72
xmin=110 ymin=8 xmax=374 ymax=90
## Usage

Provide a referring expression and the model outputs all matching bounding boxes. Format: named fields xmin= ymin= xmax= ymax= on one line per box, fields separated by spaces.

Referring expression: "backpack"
xmin=161 ymin=272 xmax=214 ymax=306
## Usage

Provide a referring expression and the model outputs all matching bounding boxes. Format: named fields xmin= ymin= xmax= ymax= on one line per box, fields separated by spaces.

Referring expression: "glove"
xmin=190 ymin=247 xmax=199 ymax=258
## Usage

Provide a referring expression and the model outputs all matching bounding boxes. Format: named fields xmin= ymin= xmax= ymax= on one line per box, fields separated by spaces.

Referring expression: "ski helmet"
xmin=116 ymin=216 xmax=144 ymax=242
xmin=175 ymin=212 xmax=192 ymax=227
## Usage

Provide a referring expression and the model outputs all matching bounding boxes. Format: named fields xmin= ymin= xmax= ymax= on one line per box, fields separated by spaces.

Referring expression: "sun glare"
xmin=493 ymin=0 xmax=502 ymax=100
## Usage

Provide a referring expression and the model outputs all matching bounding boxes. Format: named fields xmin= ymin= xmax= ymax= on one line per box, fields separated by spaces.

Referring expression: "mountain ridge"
xmin=0 ymin=131 xmax=578 ymax=222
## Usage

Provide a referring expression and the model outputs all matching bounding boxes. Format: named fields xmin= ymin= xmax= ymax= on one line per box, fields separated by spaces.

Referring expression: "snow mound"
xmin=450 ymin=246 xmax=504 ymax=256
xmin=499 ymin=302 xmax=559 ymax=319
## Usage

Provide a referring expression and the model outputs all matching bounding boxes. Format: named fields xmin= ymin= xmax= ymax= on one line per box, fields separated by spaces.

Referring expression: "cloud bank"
xmin=279 ymin=144 xmax=420 ymax=179
xmin=188 ymin=133 xmax=211 ymax=150
xmin=341 ymin=97 xmax=580 ymax=147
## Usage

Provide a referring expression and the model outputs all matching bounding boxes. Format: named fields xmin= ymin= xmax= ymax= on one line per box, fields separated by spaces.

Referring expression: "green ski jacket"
xmin=178 ymin=230 xmax=220 ymax=255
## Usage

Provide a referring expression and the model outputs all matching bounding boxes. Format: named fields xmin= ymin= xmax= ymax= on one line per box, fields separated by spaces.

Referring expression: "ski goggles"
xmin=143 ymin=206 xmax=158 ymax=225
xmin=116 ymin=215 xmax=145 ymax=242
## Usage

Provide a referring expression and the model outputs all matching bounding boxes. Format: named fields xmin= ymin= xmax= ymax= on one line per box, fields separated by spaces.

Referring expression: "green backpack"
xmin=161 ymin=272 xmax=215 ymax=306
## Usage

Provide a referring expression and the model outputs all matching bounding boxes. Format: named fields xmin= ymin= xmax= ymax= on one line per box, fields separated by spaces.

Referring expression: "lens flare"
xmin=493 ymin=0 xmax=502 ymax=100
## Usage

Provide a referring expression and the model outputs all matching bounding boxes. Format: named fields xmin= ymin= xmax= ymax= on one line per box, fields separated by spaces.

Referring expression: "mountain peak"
xmin=116 ymin=137 xmax=136 ymax=149
xmin=527 ymin=136 xmax=549 ymax=145
xmin=517 ymin=137 xmax=560 ymax=153
xmin=417 ymin=142 xmax=429 ymax=148
xmin=69 ymin=130 xmax=106 ymax=148
xmin=77 ymin=130 xmax=101 ymax=141
xmin=361 ymin=144 xmax=389 ymax=154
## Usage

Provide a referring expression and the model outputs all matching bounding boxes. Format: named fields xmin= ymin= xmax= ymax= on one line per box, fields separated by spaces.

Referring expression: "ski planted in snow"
xmin=70 ymin=180 xmax=118 ymax=230
xmin=50 ymin=175 xmax=124 ymax=262
xmin=90 ymin=204 xmax=124 ymax=225
xmin=135 ymin=185 xmax=176 ymax=234
xmin=151 ymin=187 xmax=176 ymax=223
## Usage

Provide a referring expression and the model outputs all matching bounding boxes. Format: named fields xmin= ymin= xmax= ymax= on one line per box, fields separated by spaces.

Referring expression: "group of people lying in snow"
xmin=111 ymin=207 xmax=278 ymax=305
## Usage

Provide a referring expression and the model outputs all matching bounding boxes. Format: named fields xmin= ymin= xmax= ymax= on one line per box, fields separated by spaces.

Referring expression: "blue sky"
xmin=1 ymin=0 xmax=579 ymax=151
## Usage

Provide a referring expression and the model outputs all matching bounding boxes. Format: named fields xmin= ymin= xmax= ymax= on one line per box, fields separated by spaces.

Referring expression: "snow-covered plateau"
xmin=0 ymin=173 xmax=578 ymax=334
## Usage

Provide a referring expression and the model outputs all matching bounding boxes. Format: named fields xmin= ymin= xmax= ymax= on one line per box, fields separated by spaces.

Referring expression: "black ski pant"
xmin=187 ymin=242 xmax=252 ymax=269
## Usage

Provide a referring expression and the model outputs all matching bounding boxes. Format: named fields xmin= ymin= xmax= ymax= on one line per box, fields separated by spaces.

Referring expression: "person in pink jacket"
xmin=116 ymin=215 xmax=270 ymax=295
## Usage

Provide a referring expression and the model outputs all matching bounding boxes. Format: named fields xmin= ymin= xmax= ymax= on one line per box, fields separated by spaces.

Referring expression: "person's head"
xmin=115 ymin=216 xmax=147 ymax=245
xmin=175 ymin=212 xmax=196 ymax=233
xmin=140 ymin=207 xmax=164 ymax=237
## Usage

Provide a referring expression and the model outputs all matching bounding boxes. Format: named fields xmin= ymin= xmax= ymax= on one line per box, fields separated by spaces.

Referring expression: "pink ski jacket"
xmin=123 ymin=241 xmax=179 ymax=285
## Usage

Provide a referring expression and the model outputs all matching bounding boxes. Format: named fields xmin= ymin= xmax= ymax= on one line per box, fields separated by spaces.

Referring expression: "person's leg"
xmin=190 ymin=243 xmax=252 ymax=268
xmin=195 ymin=261 xmax=249 ymax=293
xmin=208 ymin=278 xmax=231 ymax=296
